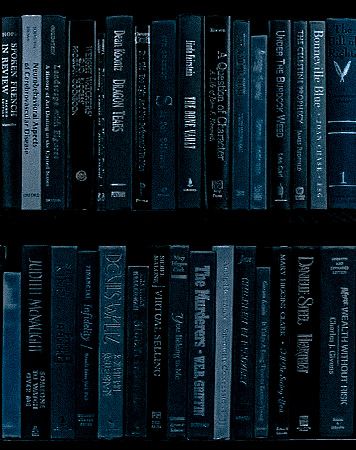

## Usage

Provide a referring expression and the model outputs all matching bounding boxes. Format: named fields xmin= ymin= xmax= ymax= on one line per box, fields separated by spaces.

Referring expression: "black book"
xmin=75 ymin=251 xmax=98 ymax=439
xmin=187 ymin=251 xmax=216 ymax=439
xmin=21 ymin=245 xmax=51 ymax=439
xmin=68 ymin=20 xmax=96 ymax=210
xmin=105 ymin=16 xmax=134 ymax=210
xmin=96 ymin=33 xmax=106 ymax=210
xmin=205 ymin=16 xmax=231 ymax=209
xmin=0 ymin=247 xmax=7 ymax=431
xmin=1 ymin=17 xmax=21 ymax=209
xmin=126 ymin=266 xmax=149 ymax=438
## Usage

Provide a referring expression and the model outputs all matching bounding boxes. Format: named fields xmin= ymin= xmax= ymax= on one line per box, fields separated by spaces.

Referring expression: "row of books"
xmin=2 ymin=15 xmax=356 ymax=211
xmin=0 ymin=244 xmax=355 ymax=440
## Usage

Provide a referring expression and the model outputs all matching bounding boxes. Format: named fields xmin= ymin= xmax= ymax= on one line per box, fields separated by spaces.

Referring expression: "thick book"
xmin=205 ymin=16 xmax=231 ymax=209
xmin=320 ymin=246 xmax=356 ymax=437
xmin=291 ymin=21 xmax=308 ymax=209
xmin=167 ymin=245 xmax=189 ymax=438
xmin=96 ymin=33 xmax=106 ymax=210
xmin=133 ymin=25 xmax=151 ymax=210
xmin=21 ymin=245 xmax=50 ymax=439
xmin=268 ymin=20 xmax=291 ymax=209
xmin=68 ymin=20 xmax=96 ymax=210
xmin=1 ymin=17 xmax=21 ymax=209
xmin=177 ymin=15 xmax=203 ymax=209
xmin=231 ymin=20 xmax=250 ymax=210
xmin=98 ymin=246 xmax=126 ymax=439
xmin=212 ymin=246 xmax=234 ymax=440
xmin=309 ymin=21 xmax=327 ymax=209
xmin=75 ymin=251 xmax=98 ymax=439
xmin=50 ymin=246 xmax=77 ymax=439
xmin=105 ymin=16 xmax=134 ymax=210
xmin=126 ymin=266 xmax=149 ymax=438
xmin=254 ymin=267 xmax=271 ymax=438
xmin=187 ymin=251 xmax=216 ymax=440
xmin=21 ymin=15 xmax=42 ymax=210
xmin=2 ymin=272 xmax=21 ymax=438
xmin=41 ymin=15 xmax=67 ymax=210
xmin=326 ymin=19 xmax=356 ymax=208
xmin=151 ymin=20 xmax=177 ymax=210
xmin=250 ymin=35 xmax=268 ymax=210
xmin=231 ymin=246 xmax=256 ymax=439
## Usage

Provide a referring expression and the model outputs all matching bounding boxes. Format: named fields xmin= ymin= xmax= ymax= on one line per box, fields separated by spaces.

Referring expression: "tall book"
xmin=98 ymin=246 xmax=126 ymax=439
xmin=268 ymin=20 xmax=291 ymax=209
xmin=75 ymin=251 xmax=98 ymax=438
xmin=231 ymin=20 xmax=250 ymax=209
xmin=2 ymin=272 xmax=21 ymax=438
xmin=231 ymin=246 xmax=256 ymax=439
xmin=151 ymin=20 xmax=177 ymax=210
xmin=126 ymin=266 xmax=149 ymax=438
xmin=309 ymin=21 xmax=327 ymax=209
xmin=250 ymin=35 xmax=268 ymax=210
xmin=21 ymin=245 xmax=50 ymax=439
xmin=105 ymin=16 xmax=134 ymax=210
xmin=212 ymin=246 xmax=234 ymax=440
xmin=1 ymin=17 xmax=21 ymax=209
xmin=21 ymin=15 xmax=42 ymax=210
xmin=326 ymin=19 xmax=356 ymax=208
xmin=320 ymin=246 xmax=356 ymax=437
xmin=50 ymin=246 xmax=77 ymax=439
xmin=167 ymin=245 xmax=189 ymax=438
xmin=177 ymin=15 xmax=204 ymax=209
xmin=0 ymin=248 xmax=6 ymax=431
xmin=41 ymin=16 xmax=67 ymax=210
xmin=205 ymin=16 xmax=231 ymax=209
xmin=96 ymin=33 xmax=106 ymax=210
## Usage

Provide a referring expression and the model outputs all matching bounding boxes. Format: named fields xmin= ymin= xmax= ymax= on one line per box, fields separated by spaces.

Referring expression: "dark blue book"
xmin=268 ymin=20 xmax=291 ymax=209
xmin=205 ymin=16 xmax=231 ymax=209
xmin=320 ymin=247 xmax=356 ymax=437
xmin=2 ymin=272 xmax=21 ymax=438
xmin=250 ymin=35 xmax=268 ymax=210
xmin=326 ymin=19 xmax=356 ymax=208
xmin=291 ymin=21 xmax=308 ymax=209
xmin=105 ymin=16 xmax=134 ymax=210
xmin=98 ymin=246 xmax=126 ymax=439
xmin=50 ymin=246 xmax=77 ymax=439
xmin=232 ymin=20 xmax=250 ymax=210
xmin=1 ymin=17 xmax=21 ymax=209
xmin=177 ymin=15 xmax=204 ymax=209
xmin=96 ymin=33 xmax=106 ymax=210
xmin=151 ymin=20 xmax=177 ymax=210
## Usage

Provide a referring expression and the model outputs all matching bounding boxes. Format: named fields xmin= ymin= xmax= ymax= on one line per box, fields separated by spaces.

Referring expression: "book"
xmin=96 ymin=33 xmax=106 ymax=210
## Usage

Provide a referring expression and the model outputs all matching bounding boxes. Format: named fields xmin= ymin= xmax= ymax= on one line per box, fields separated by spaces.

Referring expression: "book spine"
xmin=250 ymin=35 xmax=268 ymax=210
xmin=98 ymin=246 xmax=126 ymax=439
xmin=320 ymin=246 xmax=356 ymax=437
xmin=254 ymin=267 xmax=271 ymax=438
xmin=75 ymin=251 xmax=98 ymax=439
xmin=268 ymin=20 xmax=291 ymax=209
xmin=42 ymin=15 xmax=66 ymax=210
xmin=232 ymin=20 xmax=250 ymax=210
xmin=50 ymin=246 xmax=77 ymax=439
xmin=212 ymin=246 xmax=234 ymax=440
xmin=177 ymin=15 xmax=203 ymax=209
xmin=1 ymin=17 xmax=21 ymax=209
xmin=151 ymin=20 xmax=177 ymax=210
xmin=291 ymin=21 xmax=308 ymax=209
xmin=96 ymin=33 xmax=106 ymax=210
xmin=309 ymin=21 xmax=327 ymax=209
xmin=326 ymin=19 xmax=356 ymax=208
xmin=187 ymin=251 xmax=216 ymax=439
xmin=126 ymin=266 xmax=149 ymax=438
xmin=105 ymin=16 xmax=133 ymax=210
xmin=21 ymin=245 xmax=50 ymax=439
xmin=231 ymin=246 xmax=256 ymax=439
xmin=68 ymin=20 xmax=96 ymax=210
xmin=2 ymin=272 xmax=21 ymax=438
xmin=205 ymin=16 xmax=231 ymax=209
xmin=21 ymin=15 xmax=42 ymax=210
xmin=133 ymin=26 xmax=151 ymax=210
xmin=167 ymin=245 xmax=189 ymax=438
